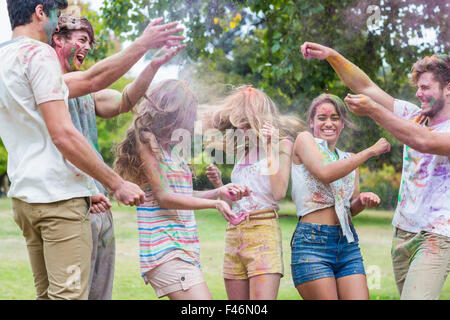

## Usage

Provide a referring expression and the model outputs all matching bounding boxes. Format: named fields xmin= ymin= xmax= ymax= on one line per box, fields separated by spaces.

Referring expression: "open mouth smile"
xmin=321 ymin=128 xmax=336 ymax=135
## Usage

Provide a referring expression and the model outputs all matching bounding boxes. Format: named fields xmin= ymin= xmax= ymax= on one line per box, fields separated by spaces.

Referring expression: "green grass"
xmin=0 ymin=198 xmax=449 ymax=300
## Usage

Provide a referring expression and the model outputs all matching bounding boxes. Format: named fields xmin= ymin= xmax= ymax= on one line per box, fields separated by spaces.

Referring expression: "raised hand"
xmin=138 ymin=18 xmax=185 ymax=51
xmin=344 ymin=93 xmax=377 ymax=116
xmin=260 ymin=121 xmax=279 ymax=144
xmin=300 ymin=42 xmax=334 ymax=60
xmin=370 ymin=138 xmax=391 ymax=156
xmin=206 ymin=163 xmax=223 ymax=188
xmin=150 ymin=44 xmax=186 ymax=70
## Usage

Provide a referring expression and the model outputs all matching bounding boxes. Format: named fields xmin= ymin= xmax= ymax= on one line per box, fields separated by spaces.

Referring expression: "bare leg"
xmin=224 ymin=279 xmax=250 ymax=300
xmin=296 ymin=277 xmax=338 ymax=300
xmin=168 ymin=282 xmax=213 ymax=300
xmin=249 ymin=273 xmax=281 ymax=300
xmin=336 ymin=274 xmax=369 ymax=300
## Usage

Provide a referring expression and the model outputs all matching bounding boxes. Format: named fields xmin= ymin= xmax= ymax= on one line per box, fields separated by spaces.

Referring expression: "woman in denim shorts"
xmin=290 ymin=94 xmax=390 ymax=299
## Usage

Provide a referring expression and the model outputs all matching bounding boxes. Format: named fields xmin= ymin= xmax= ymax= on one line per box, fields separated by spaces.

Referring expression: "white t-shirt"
xmin=393 ymin=99 xmax=450 ymax=238
xmin=0 ymin=36 xmax=97 ymax=203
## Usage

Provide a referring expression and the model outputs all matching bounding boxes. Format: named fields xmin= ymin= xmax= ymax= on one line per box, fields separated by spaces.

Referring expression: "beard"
xmin=420 ymin=93 xmax=445 ymax=118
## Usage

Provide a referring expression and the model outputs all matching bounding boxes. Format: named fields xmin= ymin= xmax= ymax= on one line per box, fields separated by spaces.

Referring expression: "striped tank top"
xmin=137 ymin=148 xmax=200 ymax=275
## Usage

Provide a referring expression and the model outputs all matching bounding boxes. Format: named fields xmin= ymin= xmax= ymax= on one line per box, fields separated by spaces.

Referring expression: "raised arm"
xmin=261 ymin=122 xmax=293 ymax=201
xmin=64 ymin=18 xmax=185 ymax=99
xmin=301 ymin=42 xmax=395 ymax=111
xmin=93 ymin=45 xmax=185 ymax=119
xmin=294 ymin=131 xmax=390 ymax=185
xmin=345 ymin=94 xmax=450 ymax=156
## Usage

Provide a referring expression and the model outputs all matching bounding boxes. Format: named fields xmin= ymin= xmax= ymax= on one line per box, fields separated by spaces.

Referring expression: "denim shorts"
xmin=290 ymin=222 xmax=366 ymax=287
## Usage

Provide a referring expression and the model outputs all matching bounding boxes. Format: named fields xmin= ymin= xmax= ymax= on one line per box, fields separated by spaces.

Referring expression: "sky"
xmin=0 ymin=0 xmax=178 ymax=80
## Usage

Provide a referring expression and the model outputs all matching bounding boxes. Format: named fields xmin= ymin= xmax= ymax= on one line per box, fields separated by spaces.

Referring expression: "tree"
xmin=98 ymin=0 xmax=448 ymax=171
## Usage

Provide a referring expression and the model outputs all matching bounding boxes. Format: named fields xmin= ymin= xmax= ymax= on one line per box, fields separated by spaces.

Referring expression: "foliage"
xmin=191 ymin=151 xmax=233 ymax=190
xmin=96 ymin=78 xmax=135 ymax=166
xmin=0 ymin=140 xmax=6 ymax=177
xmin=359 ymin=164 xmax=402 ymax=209
xmin=99 ymin=0 xmax=448 ymax=171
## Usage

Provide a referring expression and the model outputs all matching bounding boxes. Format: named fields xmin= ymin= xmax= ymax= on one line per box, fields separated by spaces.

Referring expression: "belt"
xmin=246 ymin=208 xmax=278 ymax=222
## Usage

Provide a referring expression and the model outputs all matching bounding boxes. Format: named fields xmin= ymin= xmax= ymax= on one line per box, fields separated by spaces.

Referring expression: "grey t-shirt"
xmin=68 ymin=94 xmax=107 ymax=195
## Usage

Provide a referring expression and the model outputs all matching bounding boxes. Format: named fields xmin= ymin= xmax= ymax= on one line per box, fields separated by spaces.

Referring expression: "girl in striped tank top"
xmin=114 ymin=80 xmax=249 ymax=300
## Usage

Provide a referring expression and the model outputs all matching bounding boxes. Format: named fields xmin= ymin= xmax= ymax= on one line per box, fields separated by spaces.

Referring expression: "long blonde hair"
xmin=114 ymin=79 xmax=198 ymax=184
xmin=201 ymin=85 xmax=305 ymax=152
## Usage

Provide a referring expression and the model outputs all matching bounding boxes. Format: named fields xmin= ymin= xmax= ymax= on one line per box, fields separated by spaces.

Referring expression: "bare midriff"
xmin=300 ymin=206 xmax=351 ymax=226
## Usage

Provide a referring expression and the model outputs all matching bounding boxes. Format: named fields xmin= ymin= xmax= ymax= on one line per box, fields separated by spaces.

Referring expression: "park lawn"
xmin=0 ymin=198 xmax=449 ymax=300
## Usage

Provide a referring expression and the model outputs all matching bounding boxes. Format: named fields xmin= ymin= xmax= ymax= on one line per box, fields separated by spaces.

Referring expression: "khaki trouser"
xmin=391 ymin=227 xmax=450 ymax=300
xmin=12 ymin=197 xmax=92 ymax=300
xmin=88 ymin=210 xmax=115 ymax=300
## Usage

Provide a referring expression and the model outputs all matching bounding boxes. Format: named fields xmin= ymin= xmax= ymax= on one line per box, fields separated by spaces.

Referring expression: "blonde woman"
xmin=114 ymin=79 xmax=249 ymax=300
xmin=204 ymin=85 xmax=305 ymax=300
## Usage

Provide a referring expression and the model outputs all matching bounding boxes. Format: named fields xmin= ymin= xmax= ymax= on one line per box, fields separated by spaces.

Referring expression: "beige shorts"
xmin=143 ymin=258 xmax=206 ymax=298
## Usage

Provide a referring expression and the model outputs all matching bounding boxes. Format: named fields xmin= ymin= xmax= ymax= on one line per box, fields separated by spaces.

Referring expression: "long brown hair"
xmin=114 ymin=79 xmax=198 ymax=184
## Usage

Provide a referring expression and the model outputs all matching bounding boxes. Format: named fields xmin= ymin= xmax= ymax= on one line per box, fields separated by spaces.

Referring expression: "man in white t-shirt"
xmin=1 ymin=0 xmax=184 ymax=299
xmin=300 ymin=42 xmax=449 ymax=299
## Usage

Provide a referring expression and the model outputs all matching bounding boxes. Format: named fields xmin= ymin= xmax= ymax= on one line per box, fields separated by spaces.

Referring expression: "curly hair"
xmin=411 ymin=54 xmax=450 ymax=89
xmin=51 ymin=13 xmax=96 ymax=48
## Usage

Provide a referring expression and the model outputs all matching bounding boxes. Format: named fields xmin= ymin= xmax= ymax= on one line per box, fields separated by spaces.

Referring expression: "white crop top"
xmin=291 ymin=138 xmax=356 ymax=242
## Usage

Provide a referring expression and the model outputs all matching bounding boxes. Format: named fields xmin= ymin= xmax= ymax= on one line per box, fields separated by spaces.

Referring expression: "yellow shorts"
xmin=223 ymin=216 xmax=284 ymax=280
